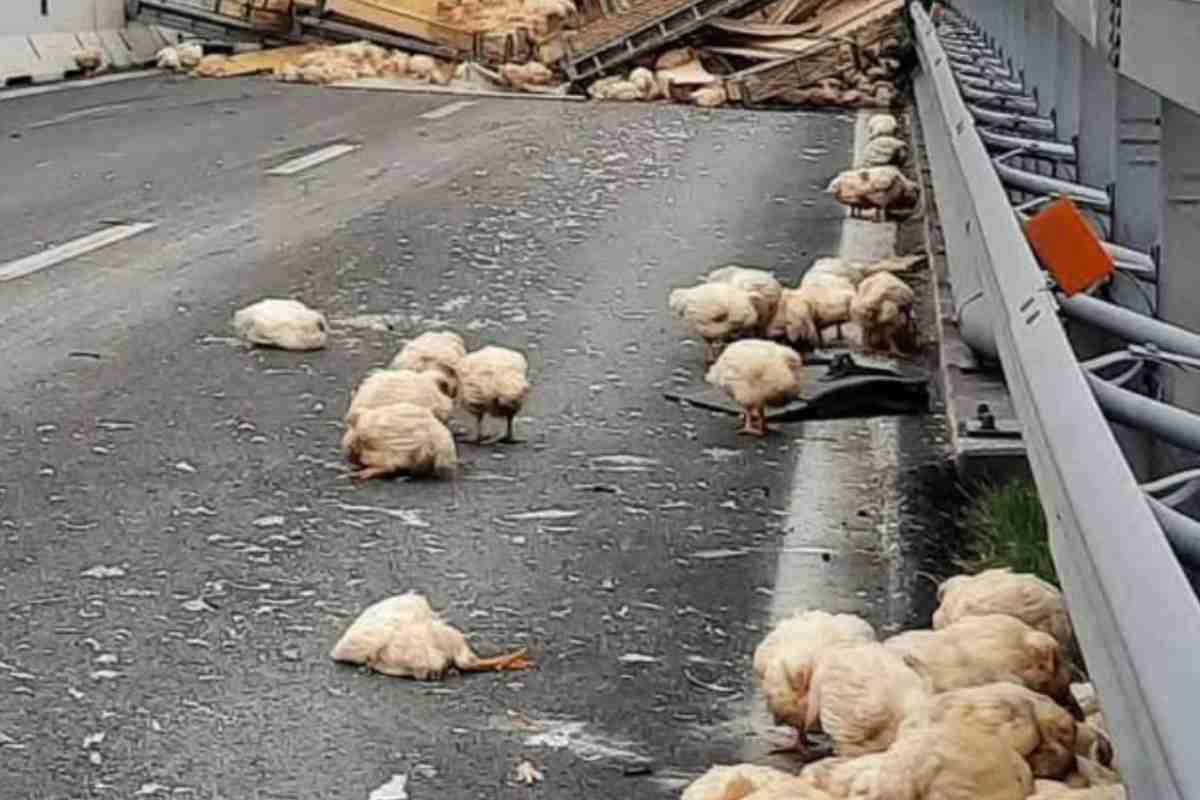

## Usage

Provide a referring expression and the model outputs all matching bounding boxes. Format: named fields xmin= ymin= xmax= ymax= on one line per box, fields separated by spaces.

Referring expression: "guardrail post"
xmin=1155 ymin=101 xmax=1200 ymax=484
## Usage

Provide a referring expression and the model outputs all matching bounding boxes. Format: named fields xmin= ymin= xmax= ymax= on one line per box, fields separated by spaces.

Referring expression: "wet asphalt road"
xmin=0 ymin=76 xmax=947 ymax=798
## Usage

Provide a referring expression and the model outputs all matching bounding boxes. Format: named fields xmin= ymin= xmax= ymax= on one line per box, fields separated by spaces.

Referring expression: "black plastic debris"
xmin=663 ymin=353 xmax=929 ymax=422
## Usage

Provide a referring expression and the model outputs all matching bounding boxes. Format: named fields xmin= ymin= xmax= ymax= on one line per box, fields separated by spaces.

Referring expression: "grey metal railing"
xmin=912 ymin=5 xmax=1200 ymax=798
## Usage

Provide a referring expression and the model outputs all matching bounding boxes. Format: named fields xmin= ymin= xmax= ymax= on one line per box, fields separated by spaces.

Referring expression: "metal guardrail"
xmin=911 ymin=4 xmax=1200 ymax=798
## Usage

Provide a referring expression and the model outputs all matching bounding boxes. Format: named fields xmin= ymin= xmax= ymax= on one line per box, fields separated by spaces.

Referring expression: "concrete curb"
xmin=1 ymin=23 xmax=180 ymax=87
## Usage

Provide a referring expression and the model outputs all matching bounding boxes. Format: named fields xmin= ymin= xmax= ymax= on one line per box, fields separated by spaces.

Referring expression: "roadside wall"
xmin=0 ymin=0 xmax=126 ymax=37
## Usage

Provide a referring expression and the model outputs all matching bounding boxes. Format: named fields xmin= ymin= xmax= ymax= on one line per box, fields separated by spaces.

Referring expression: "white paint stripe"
xmin=419 ymin=100 xmax=476 ymax=120
xmin=29 ymin=103 xmax=134 ymax=129
xmin=0 ymin=223 xmax=157 ymax=283
xmin=0 ymin=69 xmax=162 ymax=103
xmin=266 ymin=143 xmax=359 ymax=177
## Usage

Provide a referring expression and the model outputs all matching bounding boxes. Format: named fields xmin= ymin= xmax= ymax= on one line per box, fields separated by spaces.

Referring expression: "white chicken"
xmin=233 ymin=298 xmax=328 ymax=351
xmin=389 ymin=331 xmax=466 ymax=398
xmin=681 ymin=764 xmax=794 ymax=800
xmin=898 ymin=682 xmax=1078 ymax=779
xmin=691 ymin=85 xmax=728 ymax=108
xmin=339 ymin=402 xmax=457 ymax=480
xmin=457 ymin=346 xmax=531 ymax=443
xmin=860 ymin=135 xmax=910 ymax=168
xmin=884 ymin=614 xmax=1072 ymax=701
xmin=705 ymin=266 xmax=784 ymax=337
xmin=330 ymin=592 xmax=532 ymax=678
xmin=408 ymin=54 xmax=437 ymax=79
xmin=871 ymin=722 xmax=1035 ymax=800
xmin=592 ymin=78 xmax=644 ymax=101
xmin=156 ymin=42 xmax=203 ymax=71
xmin=826 ymin=166 xmax=919 ymax=221
xmin=806 ymin=257 xmax=869 ymax=286
xmin=808 ymin=642 xmax=931 ymax=756
xmin=933 ymin=569 xmax=1073 ymax=650
xmin=669 ymin=282 xmax=760 ymax=365
xmin=501 ymin=61 xmax=555 ymax=90
xmin=737 ymin=779 xmax=836 ymax=800
xmin=706 ymin=339 xmax=805 ymax=437
xmin=629 ymin=66 xmax=662 ymax=100
xmin=72 ymin=48 xmax=104 ymax=72
xmin=799 ymin=754 xmax=884 ymax=799
xmin=850 ymin=272 xmax=915 ymax=355
xmin=768 ymin=282 xmax=854 ymax=350
xmin=753 ymin=611 xmax=876 ymax=752
xmin=345 ymin=369 xmax=453 ymax=428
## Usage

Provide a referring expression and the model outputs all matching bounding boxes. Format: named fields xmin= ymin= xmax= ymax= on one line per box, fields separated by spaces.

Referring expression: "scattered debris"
xmin=80 ymin=565 xmax=126 ymax=579
xmin=618 ymin=653 xmax=661 ymax=664
xmin=368 ymin=774 xmax=409 ymax=800
xmin=514 ymin=760 xmax=545 ymax=785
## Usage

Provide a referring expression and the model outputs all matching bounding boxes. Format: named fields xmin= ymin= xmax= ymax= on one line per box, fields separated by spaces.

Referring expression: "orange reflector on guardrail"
xmin=1023 ymin=197 xmax=1114 ymax=296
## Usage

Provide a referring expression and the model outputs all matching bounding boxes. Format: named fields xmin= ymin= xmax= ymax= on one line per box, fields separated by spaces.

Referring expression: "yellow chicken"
xmin=705 ymin=339 xmax=805 ymax=436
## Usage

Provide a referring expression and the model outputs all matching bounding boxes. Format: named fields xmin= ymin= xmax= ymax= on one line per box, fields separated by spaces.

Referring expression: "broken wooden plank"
xmin=322 ymin=0 xmax=477 ymax=53
xmin=705 ymin=45 xmax=796 ymax=61
xmin=768 ymin=0 xmax=824 ymax=26
xmin=197 ymin=44 xmax=322 ymax=77
xmin=705 ymin=17 xmax=819 ymax=37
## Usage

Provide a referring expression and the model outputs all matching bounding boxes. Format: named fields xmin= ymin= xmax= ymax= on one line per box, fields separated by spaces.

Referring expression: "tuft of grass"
xmin=957 ymin=478 xmax=1059 ymax=587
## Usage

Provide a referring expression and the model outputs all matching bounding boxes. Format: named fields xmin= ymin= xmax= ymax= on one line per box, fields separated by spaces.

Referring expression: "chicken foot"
xmin=463 ymin=648 xmax=534 ymax=672
xmin=738 ymin=404 xmax=769 ymax=437
xmin=344 ymin=466 xmax=394 ymax=481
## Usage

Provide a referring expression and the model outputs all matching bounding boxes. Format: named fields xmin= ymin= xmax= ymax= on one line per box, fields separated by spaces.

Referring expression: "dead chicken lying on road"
xmin=871 ymin=722 xmax=1035 ymax=800
xmin=681 ymin=764 xmax=794 ymax=800
xmin=807 ymin=642 xmax=932 ymax=757
xmin=753 ymin=610 xmax=877 ymax=754
xmin=233 ymin=298 xmax=328 ymax=351
xmin=457 ymin=345 xmax=531 ymax=443
xmin=156 ymin=43 xmax=204 ymax=72
xmin=799 ymin=753 xmax=884 ymax=798
xmin=933 ymin=568 xmax=1074 ymax=653
xmin=706 ymin=339 xmax=806 ymax=437
xmin=331 ymin=592 xmax=532 ymax=679
xmin=898 ymin=682 xmax=1078 ymax=780
xmin=340 ymin=402 xmax=457 ymax=481
xmin=884 ymin=613 xmax=1073 ymax=703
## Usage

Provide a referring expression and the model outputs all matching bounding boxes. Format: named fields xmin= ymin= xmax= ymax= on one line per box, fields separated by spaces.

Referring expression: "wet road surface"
xmin=0 ymin=76 xmax=947 ymax=798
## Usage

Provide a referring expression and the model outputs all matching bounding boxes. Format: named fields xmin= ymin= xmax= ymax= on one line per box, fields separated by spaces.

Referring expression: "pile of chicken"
xmin=586 ymin=34 xmax=907 ymax=111
xmin=774 ymin=36 xmax=908 ymax=112
xmin=231 ymin=300 xmax=531 ymax=481
xmin=587 ymin=48 xmax=730 ymax=108
xmin=341 ymin=331 xmax=531 ymax=480
xmin=683 ymin=568 xmax=1123 ymax=800
xmin=668 ymin=251 xmax=920 ymax=435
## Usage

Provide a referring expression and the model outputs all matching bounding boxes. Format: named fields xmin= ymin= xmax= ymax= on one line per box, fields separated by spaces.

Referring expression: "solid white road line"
xmin=266 ymin=143 xmax=360 ymax=177
xmin=0 ymin=222 xmax=157 ymax=283
xmin=0 ymin=69 xmax=163 ymax=104
xmin=419 ymin=100 xmax=477 ymax=120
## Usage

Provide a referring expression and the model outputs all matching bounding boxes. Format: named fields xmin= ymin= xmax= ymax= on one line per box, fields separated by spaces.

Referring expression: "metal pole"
xmin=1146 ymin=496 xmax=1200 ymax=568
xmin=1088 ymin=372 xmax=1200 ymax=455
xmin=1058 ymin=294 xmax=1200 ymax=360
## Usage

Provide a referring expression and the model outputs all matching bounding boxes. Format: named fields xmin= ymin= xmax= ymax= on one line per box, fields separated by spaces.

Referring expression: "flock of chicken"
xmin=667 ymin=156 xmax=922 ymax=437
xmin=683 ymin=568 xmax=1121 ymax=800
xmin=232 ymin=298 xmax=529 ymax=481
